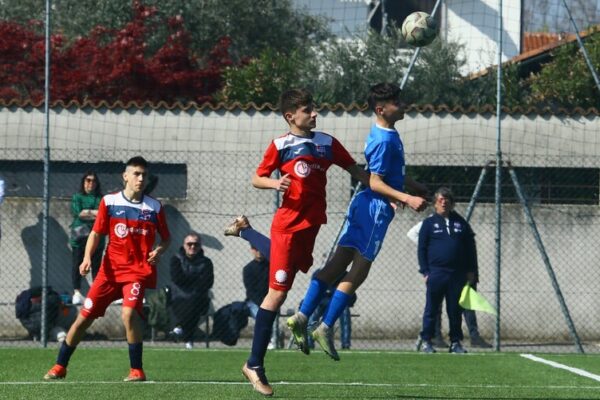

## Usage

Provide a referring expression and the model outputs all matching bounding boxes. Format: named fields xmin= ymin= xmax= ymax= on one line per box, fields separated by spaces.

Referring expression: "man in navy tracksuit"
xmin=418 ymin=187 xmax=476 ymax=353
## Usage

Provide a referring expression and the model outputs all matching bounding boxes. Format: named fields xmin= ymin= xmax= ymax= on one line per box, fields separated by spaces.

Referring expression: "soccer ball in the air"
xmin=401 ymin=11 xmax=438 ymax=47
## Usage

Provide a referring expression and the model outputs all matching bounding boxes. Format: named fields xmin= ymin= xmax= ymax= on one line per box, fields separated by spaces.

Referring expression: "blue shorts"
xmin=338 ymin=191 xmax=395 ymax=261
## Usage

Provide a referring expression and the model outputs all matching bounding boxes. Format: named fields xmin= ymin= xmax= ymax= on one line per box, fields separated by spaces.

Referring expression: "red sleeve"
xmin=92 ymin=198 xmax=109 ymax=235
xmin=156 ymin=205 xmax=170 ymax=241
xmin=255 ymin=142 xmax=280 ymax=177
xmin=331 ymin=138 xmax=356 ymax=170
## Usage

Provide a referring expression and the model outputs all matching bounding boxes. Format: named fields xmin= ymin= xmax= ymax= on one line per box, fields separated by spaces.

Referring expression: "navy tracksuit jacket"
xmin=418 ymin=211 xmax=477 ymax=343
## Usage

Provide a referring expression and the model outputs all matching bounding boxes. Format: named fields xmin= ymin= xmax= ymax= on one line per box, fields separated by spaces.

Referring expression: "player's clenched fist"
xmin=276 ymin=173 xmax=291 ymax=192
xmin=408 ymin=195 xmax=428 ymax=212
xmin=79 ymin=259 xmax=91 ymax=276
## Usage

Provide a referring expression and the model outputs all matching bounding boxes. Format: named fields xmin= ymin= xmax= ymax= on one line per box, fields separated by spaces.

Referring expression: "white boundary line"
xmin=2 ymin=380 xmax=600 ymax=390
xmin=521 ymin=353 xmax=600 ymax=382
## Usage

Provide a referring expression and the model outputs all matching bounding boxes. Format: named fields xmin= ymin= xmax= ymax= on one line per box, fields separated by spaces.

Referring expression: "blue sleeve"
xmin=366 ymin=139 xmax=393 ymax=176
xmin=417 ymin=220 xmax=430 ymax=275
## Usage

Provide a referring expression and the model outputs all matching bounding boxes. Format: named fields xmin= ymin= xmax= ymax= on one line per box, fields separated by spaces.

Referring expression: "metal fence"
xmin=1 ymin=143 xmax=599 ymax=353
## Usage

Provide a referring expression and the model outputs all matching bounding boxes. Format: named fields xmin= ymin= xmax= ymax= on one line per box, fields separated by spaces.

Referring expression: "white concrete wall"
xmin=0 ymin=105 xmax=598 ymax=341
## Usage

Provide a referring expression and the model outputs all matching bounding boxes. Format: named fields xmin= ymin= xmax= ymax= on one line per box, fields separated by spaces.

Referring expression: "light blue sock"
xmin=299 ymin=278 xmax=329 ymax=317
xmin=323 ymin=290 xmax=352 ymax=327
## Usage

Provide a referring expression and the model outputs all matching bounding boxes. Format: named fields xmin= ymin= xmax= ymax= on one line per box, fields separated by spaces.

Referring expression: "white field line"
xmin=2 ymin=380 xmax=600 ymax=390
xmin=521 ymin=353 xmax=600 ymax=383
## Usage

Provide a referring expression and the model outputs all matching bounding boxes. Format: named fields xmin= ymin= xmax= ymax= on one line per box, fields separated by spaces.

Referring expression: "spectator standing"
xmin=169 ymin=232 xmax=214 ymax=350
xmin=417 ymin=187 xmax=476 ymax=354
xmin=408 ymin=218 xmax=491 ymax=349
xmin=69 ymin=172 xmax=104 ymax=305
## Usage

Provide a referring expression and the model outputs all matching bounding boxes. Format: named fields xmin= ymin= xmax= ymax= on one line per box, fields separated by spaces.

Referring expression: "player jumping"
xmin=240 ymin=88 xmax=369 ymax=396
xmin=288 ymin=82 xmax=428 ymax=361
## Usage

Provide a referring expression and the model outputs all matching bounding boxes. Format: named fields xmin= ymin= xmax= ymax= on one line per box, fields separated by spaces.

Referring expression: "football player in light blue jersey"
xmin=288 ymin=82 xmax=428 ymax=360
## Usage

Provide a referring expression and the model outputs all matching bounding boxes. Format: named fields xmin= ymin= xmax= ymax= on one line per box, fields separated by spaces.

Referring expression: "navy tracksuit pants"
xmin=420 ymin=269 xmax=466 ymax=343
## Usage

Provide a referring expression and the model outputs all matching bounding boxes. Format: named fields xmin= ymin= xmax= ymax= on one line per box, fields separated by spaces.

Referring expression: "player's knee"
xmin=121 ymin=307 xmax=137 ymax=326
xmin=263 ymin=289 xmax=287 ymax=310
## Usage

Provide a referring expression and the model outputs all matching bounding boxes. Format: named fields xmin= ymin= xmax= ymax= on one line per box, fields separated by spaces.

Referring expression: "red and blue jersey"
xmin=92 ymin=191 xmax=170 ymax=288
xmin=256 ymin=131 xmax=356 ymax=232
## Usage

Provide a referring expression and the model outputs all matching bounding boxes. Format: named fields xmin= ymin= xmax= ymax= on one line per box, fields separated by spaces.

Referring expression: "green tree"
xmin=216 ymin=48 xmax=303 ymax=106
xmin=0 ymin=0 xmax=331 ymax=61
xmin=529 ymin=32 xmax=600 ymax=109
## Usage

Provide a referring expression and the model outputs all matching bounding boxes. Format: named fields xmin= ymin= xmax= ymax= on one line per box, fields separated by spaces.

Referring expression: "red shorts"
xmin=80 ymin=279 xmax=146 ymax=320
xmin=269 ymin=225 xmax=320 ymax=291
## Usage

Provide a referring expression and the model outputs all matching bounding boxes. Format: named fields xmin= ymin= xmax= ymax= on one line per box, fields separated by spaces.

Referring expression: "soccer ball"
xmin=401 ymin=11 xmax=438 ymax=47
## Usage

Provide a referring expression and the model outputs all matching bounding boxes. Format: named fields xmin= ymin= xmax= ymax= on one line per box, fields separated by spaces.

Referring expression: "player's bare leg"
xmin=66 ymin=314 xmax=95 ymax=347
xmin=315 ymin=246 xmax=356 ymax=284
xmin=44 ymin=315 xmax=94 ymax=380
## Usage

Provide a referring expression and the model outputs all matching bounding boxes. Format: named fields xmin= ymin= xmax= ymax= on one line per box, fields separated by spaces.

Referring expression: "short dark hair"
xmin=367 ymin=82 xmax=402 ymax=111
xmin=434 ymin=186 xmax=454 ymax=203
xmin=279 ymin=88 xmax=313 ymax=114
xmin=185 ymin=231 xmax=201 ymax=243
xmin=125 ymin=156 xmax=148 ymax=169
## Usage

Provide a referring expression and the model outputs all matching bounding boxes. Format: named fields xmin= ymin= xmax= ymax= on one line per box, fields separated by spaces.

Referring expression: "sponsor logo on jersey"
xmin=116 ymin=210 xmax=125 ymax=216
xmin=114 ymin=223 xmax=128 ymax=238
xmin=316 ymin=145 xmax=326 ymax=157
xmin=140 ymin=209 xmax=153 ymax=221
xmin=275 ymin=269 xmax=288 ymax=284
xmin=453 ymin=222 xmax=463 ymax=233
xmin=294 ymin=160 xmax=311 ymax=178
xmin=128 ymin=297 xmax=138 ymax=301
xmin=293 ymin=148 xmax=303 ymax=155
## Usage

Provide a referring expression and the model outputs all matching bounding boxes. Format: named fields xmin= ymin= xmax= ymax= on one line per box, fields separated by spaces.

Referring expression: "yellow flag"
xmin=459 ymin=285 xmax=496 ymax=315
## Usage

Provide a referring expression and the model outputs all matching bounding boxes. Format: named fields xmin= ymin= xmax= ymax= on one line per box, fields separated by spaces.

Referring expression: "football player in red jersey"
xmin=44 ymin=156 xmax=170 ymax=382
xmin=241 ymin=89 xmax=369 ymax=396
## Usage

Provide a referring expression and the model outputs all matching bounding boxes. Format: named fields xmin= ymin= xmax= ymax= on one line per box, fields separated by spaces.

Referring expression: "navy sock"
xmin=56 ymin=341 xmax=76 ymax=367
xmin=240 ymin=228 xmax=271 ymax=261
xmin=299 ymin=278 xmax=329 ymax=317
xmin=323 ymin=290 xmax=352 ymax=328
xmin=247 ymin=307 xmax=277 ymax=368
xmin=128 ymin=342 xmax=143 ymax=369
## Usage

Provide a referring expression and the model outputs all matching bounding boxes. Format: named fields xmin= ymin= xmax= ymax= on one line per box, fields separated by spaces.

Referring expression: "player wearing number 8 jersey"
xmin=44 ymin=156 xmax=171 ymax=382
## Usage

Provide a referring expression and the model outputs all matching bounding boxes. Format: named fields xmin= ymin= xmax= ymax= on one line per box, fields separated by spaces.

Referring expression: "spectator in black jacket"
xmin=169 ymin=232 xmax=214 ymax=349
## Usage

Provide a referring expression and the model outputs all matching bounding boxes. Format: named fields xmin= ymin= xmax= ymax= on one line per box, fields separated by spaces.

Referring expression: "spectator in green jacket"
xmin=69 ymin=171 xmax=104 ymax=305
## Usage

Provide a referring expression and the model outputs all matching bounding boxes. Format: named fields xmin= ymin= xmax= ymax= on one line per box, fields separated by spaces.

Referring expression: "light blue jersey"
xmin=338 ymin=124 xmax=405 ymax=261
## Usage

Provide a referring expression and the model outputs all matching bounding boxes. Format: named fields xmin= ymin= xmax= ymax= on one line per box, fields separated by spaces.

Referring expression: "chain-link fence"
xmin=0 ymin=111 xmax=599 ymax=353
xmin=1 ymin=0 xmax=599 ymax=354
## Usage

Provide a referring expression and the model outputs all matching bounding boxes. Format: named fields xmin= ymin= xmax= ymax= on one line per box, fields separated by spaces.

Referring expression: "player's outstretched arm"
xmin=370 ymin=173 xmax=427 ymax=212
xmin=346 ymin=164 xmax=370 ymax=188
xmin=404 ymin=176 xmax=429 ymax=198
xmin=252 ymin=173 xmax=291 ymax=193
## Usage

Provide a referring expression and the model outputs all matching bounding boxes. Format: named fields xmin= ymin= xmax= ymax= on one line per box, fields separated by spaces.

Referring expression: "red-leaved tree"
xmin=0 ymin=1 xmax=233 ymax=105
